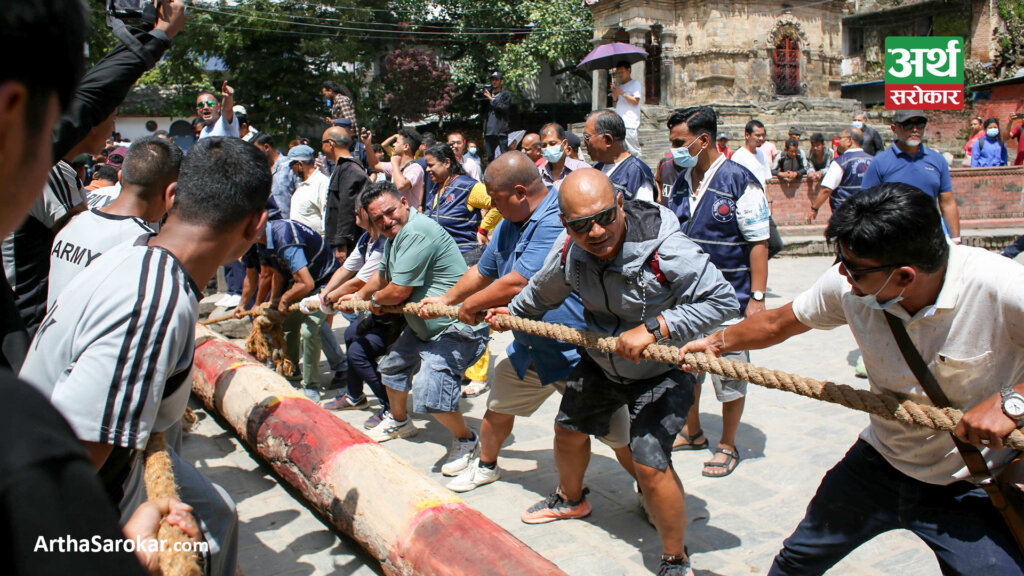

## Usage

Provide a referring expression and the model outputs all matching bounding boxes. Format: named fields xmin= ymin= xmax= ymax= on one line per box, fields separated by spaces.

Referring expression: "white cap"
xmin=232 ymin=105 xmax=247 ymax=115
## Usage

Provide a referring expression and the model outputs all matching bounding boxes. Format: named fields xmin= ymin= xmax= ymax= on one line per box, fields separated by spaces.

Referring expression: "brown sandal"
xmin=702 ymin=447 xmax=740 ymax=477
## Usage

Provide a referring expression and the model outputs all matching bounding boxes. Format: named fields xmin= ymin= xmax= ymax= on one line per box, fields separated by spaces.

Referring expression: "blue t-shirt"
xmin=478 ymin=187 xmax=585 ymax=384
xmin=861 ymin=144 xmax=952 ymax=200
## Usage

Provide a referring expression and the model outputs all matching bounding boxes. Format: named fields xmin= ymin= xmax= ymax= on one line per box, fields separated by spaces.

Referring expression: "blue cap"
xmin=332 ymin=118 xmax=353 ymax=128
xmin=287 ymin=144 xmax=315 ymax=163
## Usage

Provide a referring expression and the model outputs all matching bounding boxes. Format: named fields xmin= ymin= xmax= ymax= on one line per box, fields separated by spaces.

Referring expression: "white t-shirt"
xmin=343 ymin=234 xmax=386 ymax=283
xmin=21 ymin=237 xmax=199 ymax=450
xmin=614 ymin=79 xmax=642 ymax=129
xmin=792 ymin=244 xmax=1024 ymax=484
xmin=730 ymin=147 xmax=773 ymax=190
xmin=820 ymin=147 xmax=863 ymax=191
xmin=87 ymin=183 xmax=121 ymax=208
xmin=47 ymin=209 xmax=154 ymax=309
xmin=198 ymin=114 xmax=240 ymax=139
xmin=290 ymin=170 xmax=329 ymax=235
xmin=377 ymin=161 xmax=425 ymax=209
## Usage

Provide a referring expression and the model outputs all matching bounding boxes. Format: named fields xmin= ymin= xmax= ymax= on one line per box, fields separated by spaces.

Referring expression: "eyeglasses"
xmin=836 ymin=250 xmax=906 ymax=283
xmin=898 ymin=119 xmax=927 ymax=131
xmin=582 ymin=132 xmax=606 ymax=144
xmin=564 ymin=203 xmax=618 ymax=234
xmin=196 ymin=100 xmax=217 ymax=109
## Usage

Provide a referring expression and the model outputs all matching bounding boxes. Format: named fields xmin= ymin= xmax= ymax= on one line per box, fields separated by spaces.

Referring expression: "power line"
xmin=190 ymin=4 xmax=593 ymax=36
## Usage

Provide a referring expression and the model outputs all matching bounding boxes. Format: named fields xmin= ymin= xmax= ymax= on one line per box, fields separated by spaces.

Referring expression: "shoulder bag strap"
xmin=883 ymin=312 xmax=1005 ymax=493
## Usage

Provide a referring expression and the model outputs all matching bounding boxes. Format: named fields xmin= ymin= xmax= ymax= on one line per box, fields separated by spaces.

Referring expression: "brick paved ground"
xmin=184 ymin=254 xmax=960 ymax=576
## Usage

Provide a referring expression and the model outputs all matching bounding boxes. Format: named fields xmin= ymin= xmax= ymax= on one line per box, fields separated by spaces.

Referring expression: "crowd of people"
xmin=3 ymin=2 xmax=1024 ymax=576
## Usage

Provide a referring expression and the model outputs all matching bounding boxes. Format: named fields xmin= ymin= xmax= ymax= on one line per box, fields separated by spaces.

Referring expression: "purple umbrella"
xmin=577 ymin=42 xmax=648 ymax=72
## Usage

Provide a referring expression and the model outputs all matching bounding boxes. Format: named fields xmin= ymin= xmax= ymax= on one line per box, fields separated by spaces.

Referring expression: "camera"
xmin=107 ymin=0 xmax=157 ymax=31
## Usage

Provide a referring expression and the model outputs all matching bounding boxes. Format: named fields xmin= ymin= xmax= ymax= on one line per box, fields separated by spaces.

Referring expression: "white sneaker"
xmin=447 ymin=458 xmax=500 ymax=492
xmin=441 ymin=431 xmax=480 ymax=476
xmin=366 ymin=413 xmax=417 ymax=442
xmin=219 ymin=294 xmax=241 ymax=308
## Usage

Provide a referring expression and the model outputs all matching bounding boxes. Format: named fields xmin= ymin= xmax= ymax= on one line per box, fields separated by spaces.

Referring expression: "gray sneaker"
xmin=441 ymin=431 xmax=480 ymax=476
xmin=447 ymin=458 xmax=500 ymax=492
xmin=367 ymin=413 xmax=417 ymax=442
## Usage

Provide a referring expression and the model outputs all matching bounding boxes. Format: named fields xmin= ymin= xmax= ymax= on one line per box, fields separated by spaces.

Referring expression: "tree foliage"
xmin=382 ymin=49 xmax=455 ymax=123
xmin=995 ymin=0 xmax=1024 ymax=78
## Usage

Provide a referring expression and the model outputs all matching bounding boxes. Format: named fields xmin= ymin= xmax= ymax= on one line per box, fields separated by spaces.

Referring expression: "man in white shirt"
xmin=730 ymin=120 xmax=773 ymax=189
xmin=195 ymin=81 xmax=239 ymax=139
xmin=288 ymin=145 xmax=329 ymax=235
xmin=680 ymin=183 xmax=1024 ymax=575
xmin=611 ymin=62 xmax=643 ymax=157
xmin=447 ymin=130 xmax=482 ymax=180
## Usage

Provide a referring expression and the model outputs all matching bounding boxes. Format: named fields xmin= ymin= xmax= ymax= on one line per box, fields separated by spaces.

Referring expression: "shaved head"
xmin=558 ymin=168 xmax=615 ymax=217
xmin=483 ymin=151 xmax=542 ymax=192
xmin=323 ymin=126 xmax=349 ymax=142
xmin=558 ymin=169 xmax=625 ymax=260
xmin=522 ymin=133 xmax=543 ymax=161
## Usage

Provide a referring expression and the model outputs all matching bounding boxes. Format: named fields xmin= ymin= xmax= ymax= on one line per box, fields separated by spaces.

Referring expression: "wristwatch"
xmin=1002 ymin=389 xmax=1024 ymax=426
xmin=370 ymin=292 xmax=380 ymax=308
xmin=751 ymin=290 xmax=765 ymax=302
xmin=644 ymin=317 xmax=665 ymax=341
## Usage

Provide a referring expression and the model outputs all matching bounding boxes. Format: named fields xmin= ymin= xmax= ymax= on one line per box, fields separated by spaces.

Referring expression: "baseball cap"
xmin=287 ymin=144 xmax=315 ymax=163
xmin=788 ymin=126 xmax=802 ymax=136
xmin=490 ymin=71 xmax=504 ymax=80
xmin=892 ymin=110 xmax=927 ymax=123
xmin=107 ymin=146 xmax=129 ymax=168
xmin=332 ymin=118 xmax=353 ymax=129
xmin=233 ymin=105 xmax=248 ymax=115
xmin=565 ymin=131 xmax=581 ymax=151
xmin=717 ymin=133 xmax=728 ymax=140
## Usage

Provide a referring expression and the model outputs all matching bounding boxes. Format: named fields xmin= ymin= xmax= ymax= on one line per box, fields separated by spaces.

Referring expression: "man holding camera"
xmin=480 ymin=72 xmax=511 ymax=162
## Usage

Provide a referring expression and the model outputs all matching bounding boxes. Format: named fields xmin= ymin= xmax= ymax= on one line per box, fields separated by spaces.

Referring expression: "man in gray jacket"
xmin=493 ymin=168 xmax=738 ymax=576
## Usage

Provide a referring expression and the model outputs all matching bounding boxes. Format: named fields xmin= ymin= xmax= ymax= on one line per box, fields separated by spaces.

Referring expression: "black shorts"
xmin=556 ymin=352 xmax=695 ymax=471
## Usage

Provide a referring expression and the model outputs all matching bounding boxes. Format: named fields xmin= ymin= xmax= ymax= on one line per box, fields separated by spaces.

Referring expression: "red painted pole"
xmin=190 ymin=325 xmax=566 ymax=576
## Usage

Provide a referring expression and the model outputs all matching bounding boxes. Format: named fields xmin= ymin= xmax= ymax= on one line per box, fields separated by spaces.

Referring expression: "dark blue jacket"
xmin=423 ymin=174 xmax=482 ymax=253
xmin=267 ymin=220 xmax=338 ymax=289
xmin=669 ymin=160 xmax=759 ymax=312
xmin=831 ymin=149 xmax=873 ymax=211
xmin=594 ymin=155 xmax=655 ymax=201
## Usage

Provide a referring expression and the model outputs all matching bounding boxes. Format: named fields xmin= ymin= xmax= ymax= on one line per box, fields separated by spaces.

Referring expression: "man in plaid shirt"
xmin=322 ymin=81 xmax=357 ymax=134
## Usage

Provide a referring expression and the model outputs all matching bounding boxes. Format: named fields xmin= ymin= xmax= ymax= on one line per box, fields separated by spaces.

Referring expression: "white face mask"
xmin=853 ymin=269 xmax=905 ymax=310
xmin=986 ymin=127 xmax=1000 ymax=138
xmin=851 ymin=121 xmax=864 ymax=130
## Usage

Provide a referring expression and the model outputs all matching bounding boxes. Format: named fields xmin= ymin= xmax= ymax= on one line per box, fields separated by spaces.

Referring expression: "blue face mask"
xmin=851 ymin=121 xmax=864 ymax=130
xmin=468 ymin=146 xmax=477 ymax=156
xmin=671 ymin=138 xmax=702 ymax=168
xmin=542 ymin=144 xmax=564 ymax=164
xmin=854 ymin=269 xmax=905 ymax=310
xmin=987 ymin=127 xmax=1000 ymax=138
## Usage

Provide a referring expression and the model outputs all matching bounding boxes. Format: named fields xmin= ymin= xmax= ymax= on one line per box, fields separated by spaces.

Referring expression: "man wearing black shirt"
xmin=480 ymin=72 xmax=512 ymax=161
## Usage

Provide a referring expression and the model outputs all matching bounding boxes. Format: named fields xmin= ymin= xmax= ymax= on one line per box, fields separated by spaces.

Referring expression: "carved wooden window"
xmin=773 ymin=37 xmax=800 ymax=95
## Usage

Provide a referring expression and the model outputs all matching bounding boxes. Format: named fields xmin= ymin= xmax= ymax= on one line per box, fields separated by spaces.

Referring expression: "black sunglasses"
xmin=898 ymin=119 xmax=927 ymax=131
xmin=836 ymin=250 xmax=905 ymax=282
xmin=565 ymin=204 xmax=618 ymax=234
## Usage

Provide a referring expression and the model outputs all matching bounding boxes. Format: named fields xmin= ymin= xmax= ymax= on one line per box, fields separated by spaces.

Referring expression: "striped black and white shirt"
xmin=47 ymin=209 xmax=155 ymax=310
xmin=2 ymin=161 xmax=84 ymax=334
xmin=20 ymin=235 xmax=200 ymax=451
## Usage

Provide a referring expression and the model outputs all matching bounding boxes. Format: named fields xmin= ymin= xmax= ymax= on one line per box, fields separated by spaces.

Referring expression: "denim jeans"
xmin=342 ymin=319 xmax=389 ymax=410
xmin=768 ymin=439 xmax=1024 ymax=576
xmin=378 ymin=323 xmax=488 ymax=413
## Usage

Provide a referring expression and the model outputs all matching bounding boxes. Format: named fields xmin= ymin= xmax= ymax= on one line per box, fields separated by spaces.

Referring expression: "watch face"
xmin=1006 ymin=395 xmax=1024 ymax=417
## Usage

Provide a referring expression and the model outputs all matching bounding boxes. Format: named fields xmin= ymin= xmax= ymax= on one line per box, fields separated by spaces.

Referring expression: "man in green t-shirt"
xmin=345 ymin=181 xmax=488 ymax=473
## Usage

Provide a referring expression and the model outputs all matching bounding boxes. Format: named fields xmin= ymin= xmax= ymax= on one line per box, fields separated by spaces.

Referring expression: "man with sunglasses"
xmin=862 ymin=110 xmax=960 ymax=243
xmin=500 ymin=168 xmax=738 ymax=576
xmin=195 ymin=81 xmax=239 ymax=139
xmin=678 ymin=182 xmax=1024 ymax=575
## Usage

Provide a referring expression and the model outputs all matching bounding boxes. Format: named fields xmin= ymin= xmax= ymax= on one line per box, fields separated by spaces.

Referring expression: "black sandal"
xmin=672 ymin=429 xmax=709 ymax=451
xmin=702 ymin=447 xmax=740 ymax=477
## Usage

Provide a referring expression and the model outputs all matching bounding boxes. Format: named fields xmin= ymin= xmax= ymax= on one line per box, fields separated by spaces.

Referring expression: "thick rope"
xmin=330 ymin=298 xmax=1024 ymax=451
xmin=143 ymin=432 xmax=203 ymax=576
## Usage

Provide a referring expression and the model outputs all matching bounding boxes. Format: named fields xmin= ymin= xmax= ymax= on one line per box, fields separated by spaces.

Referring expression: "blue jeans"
xmin=224 ymin=260 xmax=245 ymax=296
xmin=378 ymin=323 xmax=487 ymax=413
xmin=769 ymin=439 xmax=1024 ymax=576
xmin=342 ymin=319 xmax=390 ymax=411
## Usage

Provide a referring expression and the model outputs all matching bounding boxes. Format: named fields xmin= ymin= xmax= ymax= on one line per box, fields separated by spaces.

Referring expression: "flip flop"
xmin=702 ymin=447 xmax=740 ymax=478
xmin=672 ymin=429 xmax=709 ymax=451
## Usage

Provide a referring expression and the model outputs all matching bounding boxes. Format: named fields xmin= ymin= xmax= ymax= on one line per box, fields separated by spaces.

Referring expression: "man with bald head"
xmin=418 ymin=152 xmax=632 ymax=492
xmin=322 ymin=125 xmax=368 ymax=260
xmin=499 ymin=168 xmax=738 ymax=575
xmin=521 ymin=133 xmax=545 ymax=167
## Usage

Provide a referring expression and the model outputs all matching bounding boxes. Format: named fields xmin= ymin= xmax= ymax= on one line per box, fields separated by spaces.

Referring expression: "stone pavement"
xmin=184 ymin=255 xmax=952 ymax=576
